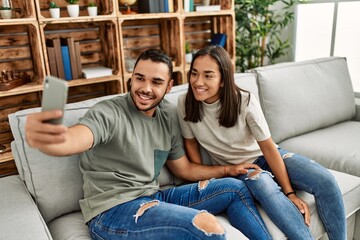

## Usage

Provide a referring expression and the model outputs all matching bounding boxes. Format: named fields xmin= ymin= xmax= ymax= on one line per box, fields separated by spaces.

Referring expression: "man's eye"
xmin=153 ymin=81 xmax=162 ymax=85
xmin=191 ymin=72 xmax=197 ymax=77
xmin=205 ymin=75 xmax=213 ymax=79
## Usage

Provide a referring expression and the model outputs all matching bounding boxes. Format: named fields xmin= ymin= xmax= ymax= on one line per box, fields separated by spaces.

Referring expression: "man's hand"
xmin=25 ymin=110 xmax=67 ymax=148
xmin=226 ymin=163 xmax=261 ymax=176
xmin=288 ymin=194 xmax=310 ymax=226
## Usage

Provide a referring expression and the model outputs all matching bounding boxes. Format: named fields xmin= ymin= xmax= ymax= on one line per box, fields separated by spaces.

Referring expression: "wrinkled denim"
xmin=88 ymin=178 xmax=272 ymax=240
xmin=237 ymin=148 xmax=346 ymax=240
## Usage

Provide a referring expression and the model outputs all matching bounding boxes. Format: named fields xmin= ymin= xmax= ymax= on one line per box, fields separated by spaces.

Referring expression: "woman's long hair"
xmin=184 ymin=45 xmax=249 ymax=128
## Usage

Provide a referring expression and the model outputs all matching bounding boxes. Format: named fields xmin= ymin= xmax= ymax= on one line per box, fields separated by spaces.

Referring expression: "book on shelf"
xmin=138 ymin=0 xmax=160 ymax=13
xmin=74 ymin=42 xmax=83 ymax=78
xmin=51 ymin=38 xmax=65 ymax=79
xmin=46 ymin=46 xmax=58 ymax=77
xmin=64 ymin=37 xmax=79 ymax=79
xmin=184 ymin=0 xmax=193 ymax=12
xmin=82 ymin=66 xmax=113 ymax=79
xmin=196 ymin=5 xmax=221 ymax=12
xmin=211 ymin=33 xmax=227 ymax=47
xmin=61 ymin=45 xmax=72 ymax=81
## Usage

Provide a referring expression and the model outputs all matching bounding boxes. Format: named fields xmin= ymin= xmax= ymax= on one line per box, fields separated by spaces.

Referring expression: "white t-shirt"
xmin=177 ymin=91 xmax=271 ymax=165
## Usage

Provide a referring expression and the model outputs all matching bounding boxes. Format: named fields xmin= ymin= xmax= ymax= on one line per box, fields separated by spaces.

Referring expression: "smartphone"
xmin=41 ymin=76 xmax=68 ymax=124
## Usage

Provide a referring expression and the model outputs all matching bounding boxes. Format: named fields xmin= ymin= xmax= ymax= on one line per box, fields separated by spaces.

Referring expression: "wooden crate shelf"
xmin=0 ymin=21 xmax=45 ymax=91
xmin=40 ymin=19 xmax=122 ymax=82
xmin=35 ymin=0 xmax=117 ymax=20
xmin=118 ymin=17 xmax=182 ymax=77
xmin=117 ymin=0 xmax=180 ymax=16
xmin=0 ymin=0 xmax=36 ymax=21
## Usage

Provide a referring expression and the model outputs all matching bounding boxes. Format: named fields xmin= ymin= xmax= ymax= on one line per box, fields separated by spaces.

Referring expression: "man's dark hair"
xmin=133 ymin=49 xmax=173 ymax=78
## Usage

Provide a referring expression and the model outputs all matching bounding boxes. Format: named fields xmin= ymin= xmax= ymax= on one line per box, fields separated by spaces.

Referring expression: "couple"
xmin=25 ymin=46 xmax=345 ymax=240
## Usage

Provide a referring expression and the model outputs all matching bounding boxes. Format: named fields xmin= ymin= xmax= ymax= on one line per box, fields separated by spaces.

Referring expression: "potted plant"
xmin=235 ymin=0 xmax=298 ymax=72
xmin=87 ymin=2 xmax=97 ymax=17
xmin=0 ymin=6 xmax=11 ymax=19
xmin=49 ymin=2 xmax=60 ymax=19
xmin=185 ymin=42 xmax=193 ymax=64
xmin=0 ymin=0 xmax=12 ymax=19
xmin=65 ymin=0 xmax=79 ymax=17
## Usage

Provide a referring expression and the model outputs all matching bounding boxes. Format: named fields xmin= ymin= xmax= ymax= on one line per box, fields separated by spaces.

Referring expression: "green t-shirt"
xmin=78 ymin=93 xmax=185 ymax=223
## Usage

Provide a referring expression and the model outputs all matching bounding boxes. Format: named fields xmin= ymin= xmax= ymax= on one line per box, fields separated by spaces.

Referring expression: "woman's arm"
xmin=258 ymin=137 xmax=310 ymax=226
xmin=184 ymin=137 xmax=202 ymax=164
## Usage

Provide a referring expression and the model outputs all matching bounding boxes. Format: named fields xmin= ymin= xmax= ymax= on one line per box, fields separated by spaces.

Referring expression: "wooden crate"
xmin=119 ymin=17 xmax=183 ymax=87
xmin=0 ymin=92 xmax=41 ymax=176
xmin=193 ymin=0 xmax=233 ymax=10
xmin=0 ymin=21 xmax=45 ymax=92
xmin=35 ymin=0 xmax=116 ymax=19
xmin=184 ymin=14 xmax=235 ymax=65
xmin=40 ymin=19 xmax=121 ymax=82
xmin=0 ymin=0 xmax=36 ymax=19
xmin=118 ymin=0 xmax=180 ymax=15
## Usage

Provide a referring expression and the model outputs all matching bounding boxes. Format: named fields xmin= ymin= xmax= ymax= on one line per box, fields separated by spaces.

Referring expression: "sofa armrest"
xmin=0 ymin=175 xmax=52 ymax=240
xmin=355 ymin=97 xmax=360 ymax=121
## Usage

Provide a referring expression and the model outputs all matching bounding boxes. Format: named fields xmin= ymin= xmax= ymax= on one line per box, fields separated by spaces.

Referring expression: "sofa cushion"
xmin=254 ymin=57 xmax=356 ymax=143
xmin=0 ymin=175 xmax=52 ymax=240
xmin=279 ymin=121 xmax=360 ymax=177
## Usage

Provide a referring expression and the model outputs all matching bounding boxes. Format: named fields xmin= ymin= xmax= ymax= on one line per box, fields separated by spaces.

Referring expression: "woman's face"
xmin=189 ymin=55 xmax=223 ymax=104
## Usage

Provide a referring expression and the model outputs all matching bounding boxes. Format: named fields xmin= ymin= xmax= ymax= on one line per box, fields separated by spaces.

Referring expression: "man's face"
xmin=130 ymin=59 xmax=173 ymax=117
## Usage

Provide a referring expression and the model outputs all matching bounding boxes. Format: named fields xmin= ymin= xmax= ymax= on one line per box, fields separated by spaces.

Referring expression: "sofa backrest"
xmin=8 ymin=73 xmax=257 ymax=223
xmin=253 ymin=57 xmax=356 ymax=143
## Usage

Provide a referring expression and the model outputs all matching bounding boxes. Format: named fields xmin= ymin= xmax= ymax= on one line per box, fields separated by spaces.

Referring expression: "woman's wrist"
xmin=285 ymin=191 xmax=296 ymax=197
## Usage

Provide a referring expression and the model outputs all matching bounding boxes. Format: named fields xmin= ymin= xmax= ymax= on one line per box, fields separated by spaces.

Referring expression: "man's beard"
xmin=130 ymin=91 xmax=167 ymax=115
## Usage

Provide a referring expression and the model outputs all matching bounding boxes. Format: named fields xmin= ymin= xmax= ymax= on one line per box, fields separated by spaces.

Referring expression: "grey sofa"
xmin=1 ymin=57 xmax=360 ymax=240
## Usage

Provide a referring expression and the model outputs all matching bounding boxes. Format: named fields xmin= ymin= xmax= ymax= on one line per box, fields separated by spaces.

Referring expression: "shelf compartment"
xmin=0 ymin=21 xmax=45 ymax=90
xmin=64 ymin=80 xmax=121 ymax=103
xmin=35 ymin=0 xmax=117 ymax=20
xmin=119 ymin=17 xmax=182 ymax=75
xmin=40 ymin=19 xmax=121 ymax=83
xmin=0 ymin=0 xmax=36 ymax=20
xmin=184 ymin=14 xmax=235 ymax=65
xmin=118 ymin=0 xmax=180 ymax=16
xmin=0 ymin=92 xmax=41 ymax=169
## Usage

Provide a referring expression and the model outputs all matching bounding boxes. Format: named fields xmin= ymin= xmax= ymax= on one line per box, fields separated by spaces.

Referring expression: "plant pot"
xmin=49 ymin=8 xmax=60 ymax=19
xmin=67 ymin=4 xmax=79 ymax=17
xmin=87 ymin=6 xmax=97 ymax=17
xmin=185 ymin=53 xmax=193 ymax=64
xmin=0 ymin=9 xmax=12 ymax=19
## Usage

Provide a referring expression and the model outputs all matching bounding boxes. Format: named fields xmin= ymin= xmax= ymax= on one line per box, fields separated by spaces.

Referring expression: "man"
xmin=25 ymin=49 xmax=270 ymax=240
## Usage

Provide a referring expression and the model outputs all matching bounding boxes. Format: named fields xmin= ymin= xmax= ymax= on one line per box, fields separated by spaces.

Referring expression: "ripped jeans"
xmin=88 ymin=178 xmax=272 ymax=240
xmin=237 ymin=148 xmax=346 ymax=240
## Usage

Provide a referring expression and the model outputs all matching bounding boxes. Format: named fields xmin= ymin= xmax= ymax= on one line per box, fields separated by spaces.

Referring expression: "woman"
xmin=177 ymin=45 xmax=346 ymax=240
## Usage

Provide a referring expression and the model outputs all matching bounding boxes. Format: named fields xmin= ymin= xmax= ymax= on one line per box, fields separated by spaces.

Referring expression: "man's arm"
xmin=25 ymin=110 xmax=93 ymax=156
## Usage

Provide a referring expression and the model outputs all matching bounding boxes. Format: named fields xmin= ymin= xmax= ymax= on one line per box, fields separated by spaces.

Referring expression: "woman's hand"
xmin=288 ymin=194 xmax=310 ymax=226
xmin=227 ymin=163 xmax=261 ymax=176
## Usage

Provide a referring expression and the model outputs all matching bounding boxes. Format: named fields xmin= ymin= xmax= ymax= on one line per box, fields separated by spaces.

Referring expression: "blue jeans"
xmin=237 ymin=148 xmax=346 ymax=240
xmin=88 ymin=178 xmax=272 ymax=240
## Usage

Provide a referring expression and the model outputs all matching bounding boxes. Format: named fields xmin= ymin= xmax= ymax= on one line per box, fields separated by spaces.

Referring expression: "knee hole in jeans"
xmin=134 ymin=200 xmax=159 ymax=223
xmin=193 ymin=211 xmax=225 ymax=235
xmin=247 ymin=169 xmax=262 ymax=180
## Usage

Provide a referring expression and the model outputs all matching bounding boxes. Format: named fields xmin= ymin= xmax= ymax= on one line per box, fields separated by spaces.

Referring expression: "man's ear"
xmin=166 ymin=79 xmax=174 ymax=94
